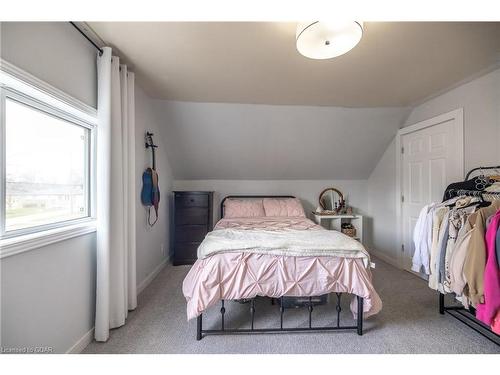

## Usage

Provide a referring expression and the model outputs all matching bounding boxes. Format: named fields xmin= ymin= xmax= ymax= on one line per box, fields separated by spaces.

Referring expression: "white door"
xmin=400 ymin=109 xmax=463 ymax=273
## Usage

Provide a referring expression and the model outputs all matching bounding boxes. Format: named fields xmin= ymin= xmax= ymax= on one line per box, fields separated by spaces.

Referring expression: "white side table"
xmin=311 ymin=213 xmax=364 ymax=245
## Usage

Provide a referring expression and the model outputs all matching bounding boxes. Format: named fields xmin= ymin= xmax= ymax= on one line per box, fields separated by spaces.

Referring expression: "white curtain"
xmin=95 ymin=47 xmax=137 ymax=342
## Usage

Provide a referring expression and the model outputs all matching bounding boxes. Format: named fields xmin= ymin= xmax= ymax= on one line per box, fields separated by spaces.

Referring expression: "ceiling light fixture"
xmin=296 ymin=21 xmax=364 ymax=60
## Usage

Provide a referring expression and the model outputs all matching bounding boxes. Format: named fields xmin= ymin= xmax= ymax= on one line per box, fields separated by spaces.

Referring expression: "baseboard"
xmin=137 ymin=258 xmax=167 ymax=295
xmin=370 ymin=248 xmax=401 ymax=270
xmin=65 ymin=259 xmax=167 ymax=354
xmin=66 ymin=328 xmax=94 ymax=354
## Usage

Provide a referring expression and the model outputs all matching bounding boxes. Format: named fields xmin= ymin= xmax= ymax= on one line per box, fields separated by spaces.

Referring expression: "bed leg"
xmin=357 ymin=296 xmax=363 ymax=336
xmin=439 ymin=293 xmax=445 ymax=315
xmin=196 ymin=314 xmax=203 ymax=341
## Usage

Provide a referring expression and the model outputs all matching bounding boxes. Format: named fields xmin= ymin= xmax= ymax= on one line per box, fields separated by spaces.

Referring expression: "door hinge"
xmin=401 ymin=195 xmax=405 ymax=203
xmin=401 ymin=146 xmax=404 ymax=154
xmin=401 ymin=244 xmax=405 ymax=253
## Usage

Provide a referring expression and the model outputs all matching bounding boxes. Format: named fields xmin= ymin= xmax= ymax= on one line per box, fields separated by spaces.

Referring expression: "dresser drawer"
xmin=175 ymin=193 xmax=208 ymax=208
xmin=172 ymin=191 xmax=213 ymax=266
xmin=175 ymin=207 xmax=208 ymax=226
xmin=175 ymin=225 xmax=207 ymax=243
xmin=174 ymin=242 xmax=200 ymax=265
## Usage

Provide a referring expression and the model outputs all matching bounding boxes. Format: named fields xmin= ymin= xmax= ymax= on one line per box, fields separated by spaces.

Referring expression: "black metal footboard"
xmin=196 ymin=293 xmax=364 ymax=340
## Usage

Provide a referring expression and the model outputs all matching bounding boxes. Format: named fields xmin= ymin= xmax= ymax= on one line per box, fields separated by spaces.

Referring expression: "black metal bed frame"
xmin=195 ymin=195 xmax=365 ymax=340
xmin=196 ymin=294 xmax=364 ymax=340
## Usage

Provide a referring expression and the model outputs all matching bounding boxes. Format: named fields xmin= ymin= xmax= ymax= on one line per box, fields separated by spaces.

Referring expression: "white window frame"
xmin=0 ymin=60 xmax=98 ymax=258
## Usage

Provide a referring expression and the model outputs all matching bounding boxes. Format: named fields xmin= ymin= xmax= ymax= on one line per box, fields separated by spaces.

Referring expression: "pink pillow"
xmin=263 ymin=198 xmax=306 ymax=217
xmin=223 ymin=199 xmax=265 ymax=218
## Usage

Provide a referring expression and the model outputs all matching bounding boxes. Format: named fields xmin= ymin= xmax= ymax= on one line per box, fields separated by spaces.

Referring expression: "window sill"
xmin=0 ymin=221 xmax=97 ymax=259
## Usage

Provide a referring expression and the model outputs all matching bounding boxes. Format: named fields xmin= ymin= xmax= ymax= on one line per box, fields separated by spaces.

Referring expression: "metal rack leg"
xmin=357 ymin=296 xmax=364 ymax=336
xmin=196 ymin=314 xmax=203 ymax=341
xmin=280 ymin=297 xmax=284 ymax=330
xmin=439 ymin=293 xmax=445 ymax=315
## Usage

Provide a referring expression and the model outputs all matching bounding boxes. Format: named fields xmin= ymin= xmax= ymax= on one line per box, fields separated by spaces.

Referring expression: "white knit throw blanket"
xmin=197 ymin=228 xmax=370 ymax=267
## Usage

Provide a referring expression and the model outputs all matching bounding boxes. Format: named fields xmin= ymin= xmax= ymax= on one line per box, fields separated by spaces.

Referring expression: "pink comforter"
xmin=182 ymin=217 xmax=382 ymax=320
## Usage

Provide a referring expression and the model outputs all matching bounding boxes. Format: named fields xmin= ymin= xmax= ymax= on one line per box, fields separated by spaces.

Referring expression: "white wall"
xmin=0 ymin=22 xmax=99 ymax=354
xmin=173 ymin=179 xmax=368 ymax=225
xmin=366 ymin=138 xmax=398 ymax=262
xmin=0 ymin=22 xmax=97 ymax=108
xmin=155 ymin=100 xmax=409 ymax=180
xmin=367 ymin=68 xmax=500 ymax=264
xmin=1 ymin=84 xmax=172 ymax=353
xmin=404 ymin=68 xmax=500 ymax=172
xmin=135 ymin=85 xmax=173 ymax=279
xmin=1 ymin=234 xmax=96 ymax=353
xmin=0 ymin=23 xmax=173 ymax=353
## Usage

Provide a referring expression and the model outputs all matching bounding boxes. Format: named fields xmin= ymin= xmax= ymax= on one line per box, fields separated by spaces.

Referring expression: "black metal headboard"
xmin=220 ymin=195 xmax=295 ymax=218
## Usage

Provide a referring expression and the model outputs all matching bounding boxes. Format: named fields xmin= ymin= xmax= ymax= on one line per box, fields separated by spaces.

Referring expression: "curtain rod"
xmin=69 ymin=22 xmax=104 ymax=55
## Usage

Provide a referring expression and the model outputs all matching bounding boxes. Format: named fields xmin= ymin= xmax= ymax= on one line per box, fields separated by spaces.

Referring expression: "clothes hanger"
xmin=488 ymin=168 xmax=500 ymax=181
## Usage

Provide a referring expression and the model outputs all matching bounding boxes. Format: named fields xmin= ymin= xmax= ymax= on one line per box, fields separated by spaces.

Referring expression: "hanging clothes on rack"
xmin=413 ymin=165 xmax=500 ymax=343
xmin=412 ymin=196 xmax=463 ymax=276
xmin=412 ymin=203 xmax=437 ymax=274
xmin=496 ymin=221 xmax=500 ymax=270
xmin=411 ymin=196 xmax=477 ymax=287
xmin=442 ymin=202 xmax=478 ymax=293
xmin=449 ymin=211 xmax=477 ymax=296
xmin=443 ymin=165 xmax=500 ymax=201
xmin=442 ymin=176 xmax=493 ymax=201
xmin=475 ymin=209 xmax=500 ymax=327
xmin=463 ymin=200 xmax=500 ymax=305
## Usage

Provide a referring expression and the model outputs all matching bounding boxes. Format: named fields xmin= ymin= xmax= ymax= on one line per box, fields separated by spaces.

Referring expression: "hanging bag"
xmin=141 ymin=132 xmax=160 ymax=227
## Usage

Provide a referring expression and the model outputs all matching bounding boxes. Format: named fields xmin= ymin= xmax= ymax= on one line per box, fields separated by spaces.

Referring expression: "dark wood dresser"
xmin=172 ymin=191 xmax=213 ymax=265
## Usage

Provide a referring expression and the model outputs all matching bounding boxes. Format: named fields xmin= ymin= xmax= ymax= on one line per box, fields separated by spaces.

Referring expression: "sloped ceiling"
xmin=153 ymin=100 xmax=410 ymax=180
xmin=89 ymin=22 xmax=500 ymax=107
xmin=86 ymin=22 xmax=498 ymax=180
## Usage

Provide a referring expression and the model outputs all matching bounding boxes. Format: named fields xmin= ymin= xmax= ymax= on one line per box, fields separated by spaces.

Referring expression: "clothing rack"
xmin=465 ymin=165 xmax=500 ymax=180
xmin=439 ymin=294 xmax=499 ymax=345
xmin=445 ymin=189 xmax=500 ymax=199
xmin=439 ymin=166 xmax=500 ymax=346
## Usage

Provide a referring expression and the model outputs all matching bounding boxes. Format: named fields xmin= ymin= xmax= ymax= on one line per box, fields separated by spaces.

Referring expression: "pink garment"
xmin=182 ymin=217 xmax=382 ymax=320
xmin=492 ymin=311 xmax=500 ymax=334
xmin=263 ymin=198 xmax=306 ymax=217
xmin=223 ymin=199 xmax=265 ymax=218
xmin=475 ymin=210 xmax=500 ymax=326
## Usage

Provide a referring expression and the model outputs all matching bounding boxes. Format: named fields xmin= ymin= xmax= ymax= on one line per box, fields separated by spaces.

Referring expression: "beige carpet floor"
xmin=84 ymin=257 xmax=500 ymax=354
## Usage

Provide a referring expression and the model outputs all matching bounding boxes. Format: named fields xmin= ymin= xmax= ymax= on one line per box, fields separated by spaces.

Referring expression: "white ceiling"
xmin=152 ymin=99 xmax=410 ymax=180
xmin=90 ymin=22 xmax=500 ymax=107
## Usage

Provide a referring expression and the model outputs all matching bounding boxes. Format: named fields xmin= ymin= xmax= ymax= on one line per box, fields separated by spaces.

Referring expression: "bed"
xmin=182 ymin=195 xmax=382 ymax=340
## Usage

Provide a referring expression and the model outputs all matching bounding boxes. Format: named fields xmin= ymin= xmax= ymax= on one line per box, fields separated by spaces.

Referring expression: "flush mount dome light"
xmin=296 ymin=21 xmax=363 ymax=60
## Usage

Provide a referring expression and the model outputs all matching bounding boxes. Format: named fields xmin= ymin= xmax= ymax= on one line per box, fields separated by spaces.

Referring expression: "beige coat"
xmin=449 ymin=214 xmax=475 ymax=296
xmin=443 ymin=205 xmax=477 ymax=293
xmin=463 ymin=200 xmax=500 ymax=305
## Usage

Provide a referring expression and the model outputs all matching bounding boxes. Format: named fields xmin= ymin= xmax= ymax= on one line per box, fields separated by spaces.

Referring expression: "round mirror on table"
xmin=318 ymin=187 xmax=344 ymax=214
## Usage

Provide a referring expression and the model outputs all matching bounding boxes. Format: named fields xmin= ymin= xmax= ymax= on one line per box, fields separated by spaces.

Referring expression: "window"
xmin=1 ymin=63 xmax=96 ymax=241
xmin=5 ymin=97 xmax=90 ymax=232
